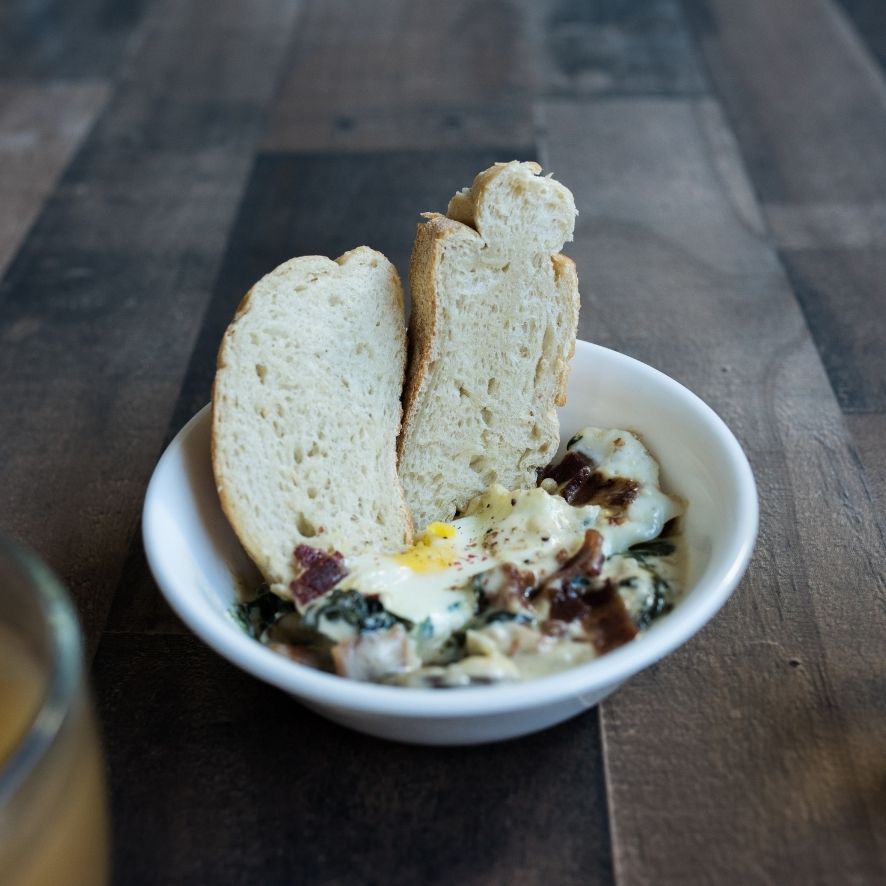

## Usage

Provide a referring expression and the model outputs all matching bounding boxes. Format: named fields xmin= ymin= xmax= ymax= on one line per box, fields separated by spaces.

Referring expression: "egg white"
xmin=314 ymin=427 xmax=682 ymax=653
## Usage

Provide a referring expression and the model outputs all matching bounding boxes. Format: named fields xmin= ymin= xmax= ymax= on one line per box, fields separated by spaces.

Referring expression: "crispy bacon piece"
xmin=541 ymin=529 xmax=605 ymax=593
xmin=573 ymin=474 xmax=640 ymax=510
xmin=289 ymin=544 xmax=347 ymax=606
xmin=477 ymin=562 xmax=537 ymax=611
xmin=553 ymin=580 xmax=638 ymax=654
xmin=541 ymin=529 xmax=637 ymax=654
xmin=538 ymin=450 xmax=640 ymax=512
xmin=538 ymin=449 xmax=594 ymax=487
xmin=501 ymin=563 xmax=537 ymax=603
xmin=561 ymin=465 xmax=594 ymax=503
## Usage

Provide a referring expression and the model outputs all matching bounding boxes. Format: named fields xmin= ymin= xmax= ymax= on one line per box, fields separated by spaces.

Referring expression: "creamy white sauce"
xmin=331 ymin=485 xmax=599 ymax=649
xmin=600 ymin=547 xmax=680 ymax=625
xmin=293 ymin=426 xmax=685 ymax=685
xmin=568 ymin=428 xmax=683 ymax=555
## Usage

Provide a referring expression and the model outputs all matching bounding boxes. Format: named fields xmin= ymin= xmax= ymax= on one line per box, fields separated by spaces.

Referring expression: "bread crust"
xmin=399 ymin=214 xmax=483 ymax=461
xmin=399 ymin=162 xmax=580 ymax=528
xmin=551 ymin=253 xmax=580 ymax=406
xmin=212 ymin=247 xmax=412 ymax=595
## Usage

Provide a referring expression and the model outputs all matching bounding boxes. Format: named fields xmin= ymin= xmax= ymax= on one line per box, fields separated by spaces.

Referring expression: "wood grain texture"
xmin=0 ymin=80 xmax=109 ymax=275
xmin=263 ymin=0 xmax=534 ymax=151
xmin=0 ymin=0 xmax=151 ymax=79
xmin=836 ymin=0 xmax=886 ymax=75
xmin=847 ymin=413 xmax=886 ymax=516
xmin=104 ymin=537 xmax=187 ymax=635
xmin=764 ymin=202 xmax=886 ymax=250
xmin=0 ymin=0 xmax=300 ymax=657
xmin=684 ymin=0 xmax=886 ymax=204
xmin=0 ymin=3 xmax=882 ymax=884
xmin=780 ymin=248 xmax=886 ymax=413
xmin=684 ymin=0 xmax=886 ymax=485
xmin=523 ymin=0 xmax=706 ymax=96
xmin=93 ymin=633 xmax=614 ymax=886
xmin=105 ymin=147 xmax=535 ymax=633
xmin=542 ymin=97 xmax=886 ymax=883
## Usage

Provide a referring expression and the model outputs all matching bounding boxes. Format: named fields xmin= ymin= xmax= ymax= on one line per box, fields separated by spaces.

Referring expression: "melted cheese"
xmin=305 ymin=426 xmax=684 ymax=676
xmin=569 ymin=427 xmax=683 ymax=554
xmin=336 ymin=486 xmax=595 ymax=642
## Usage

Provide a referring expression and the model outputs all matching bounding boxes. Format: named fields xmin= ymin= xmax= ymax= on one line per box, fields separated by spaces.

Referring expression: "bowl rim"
xmin=143 ymin=341 xmax=758 ymax=718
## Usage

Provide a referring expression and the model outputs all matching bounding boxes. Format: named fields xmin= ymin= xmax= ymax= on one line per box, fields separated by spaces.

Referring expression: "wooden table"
xmin=2 ymin=1 xmax=884 ymax=883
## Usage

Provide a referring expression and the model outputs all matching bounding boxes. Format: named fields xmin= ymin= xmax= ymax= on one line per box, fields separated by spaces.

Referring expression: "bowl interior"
xmin=143 ymin=341 xmax=756 ymax=715
xmin=561 ymin=344 xmax=750 ymax=615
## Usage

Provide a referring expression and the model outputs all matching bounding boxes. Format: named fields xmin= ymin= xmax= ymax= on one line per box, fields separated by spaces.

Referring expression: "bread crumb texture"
xmin=400 ymin=161 xmax=580 ymax=530
xmin=212 ymin=247 xmax=411 ymax=595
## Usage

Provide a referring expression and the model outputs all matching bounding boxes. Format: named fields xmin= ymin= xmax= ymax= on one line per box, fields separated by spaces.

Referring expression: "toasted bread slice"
xmin=399 ymin=161 xmax=579 ymax=529
xmin=212 ymin=247 xmax=412 ymax=596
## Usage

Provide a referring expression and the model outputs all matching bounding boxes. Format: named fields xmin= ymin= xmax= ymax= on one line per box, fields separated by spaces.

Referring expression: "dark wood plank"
xmin=0 ymin=80 xmax=109 ymax=275
xmin=527 ymin=0 xmax=707 ymax=97
xmin=764 ymin=202 xmax=886 ymax=250
xmin=0 ymin=0 xmax=151 ymax=79
xmin=780 ymin=248 xmax=886 ymax=413
xmin=683 ymin=0 xmax=886 ymax=204
xmin=93 ymin=633 xmax=614 ymax=886
xmin=835 ymin=0 xmax=886 ymax=76
xmin=263 ymin=0 xmax=534 ymax=151
xmin=847 ymin=413 xmax=886 ymax=517
xmin=104 ymin=538 xmax=187 ymax=635
xmin=543 ymin=96 xmax=886 ymax=882
xmin=105 ymin=147 xmax=535 ymax=632
xmin=0 ymin=0 xmax=301 ymax=657
xmin=683 ymin=0 xmax=886 ymax=516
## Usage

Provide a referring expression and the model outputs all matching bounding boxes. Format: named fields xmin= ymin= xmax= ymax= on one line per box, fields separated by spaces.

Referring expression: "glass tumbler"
xmin=0 ymin=535 xmax=109 ymax=885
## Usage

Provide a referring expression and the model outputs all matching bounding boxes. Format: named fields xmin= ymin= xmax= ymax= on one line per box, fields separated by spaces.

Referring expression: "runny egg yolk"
xmin=391 ymin=522 xmax=458 ymax=573
xmin=425 ymin=522 xmax=457 ymax=540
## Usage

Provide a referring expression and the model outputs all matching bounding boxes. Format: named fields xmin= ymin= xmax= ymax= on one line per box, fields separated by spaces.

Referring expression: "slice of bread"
xmin=399 ymin=161 xmax=579 ymax=530
xmin=212 ymin=247 xmax=412 ymax=597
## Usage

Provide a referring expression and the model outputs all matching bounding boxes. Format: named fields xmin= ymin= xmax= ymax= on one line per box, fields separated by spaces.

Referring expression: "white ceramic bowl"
xmin=143 ymin=341 xmax=757 ymax=745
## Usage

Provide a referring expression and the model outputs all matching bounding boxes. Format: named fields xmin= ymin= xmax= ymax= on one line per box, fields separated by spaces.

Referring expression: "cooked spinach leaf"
xmin=230 ymin=587 xmax=294 ymax=639
xmin=633 ymin=575 xmax=673 ymax=630
xmin=627 ymin=539 xmax=676 ymax=564
xmin=303 ymin=589 xmax=402 ymax=633
xmin=471 ymin=574 xmax=490 ymax=615
xmin=479 ymin=610 xmax=536 ymax=626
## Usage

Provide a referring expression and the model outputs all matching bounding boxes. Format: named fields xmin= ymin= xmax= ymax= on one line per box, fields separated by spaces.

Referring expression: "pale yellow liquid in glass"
xmin=0 ymin=628 xmax=109 ymax=886
xmin=0 ymin=631 xmax=43 ymax=764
